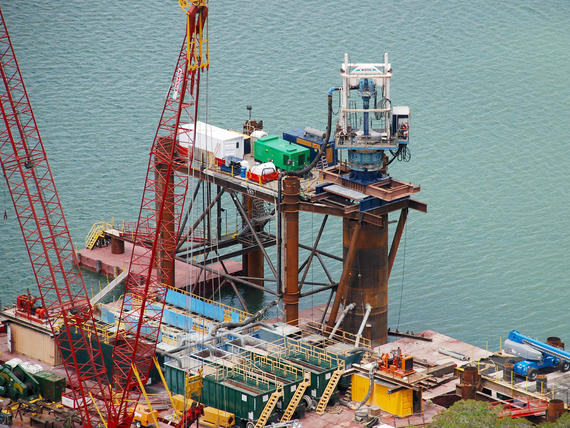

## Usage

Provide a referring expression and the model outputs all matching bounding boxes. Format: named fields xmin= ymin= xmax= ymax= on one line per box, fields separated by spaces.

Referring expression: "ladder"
xmin=315 ymin=363 xmax=345 ymax=415
xmin=317 ymin=153 xmax=328 ymax=169
xmin=280 ymin=371 xmax=311 ymax=422
xmin=255 ymin=384 xmax=283 ymax=428
xmin=85 ymin=221 xmax=107 ymax=249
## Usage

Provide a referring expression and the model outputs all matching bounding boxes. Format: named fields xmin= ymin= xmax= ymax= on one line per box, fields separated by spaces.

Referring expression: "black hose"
xmin=283 ymin=93 xmax=333 ymax=177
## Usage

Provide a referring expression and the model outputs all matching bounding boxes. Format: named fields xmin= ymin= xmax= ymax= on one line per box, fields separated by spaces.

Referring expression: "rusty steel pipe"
xmin=110 ymin=236 xmax=125 ymax=254
xmin=547 ymin=399 xmax=565 ymax=422
xmin=244 ymin=195 xmax=265 ymax=287
xmin=342 ymin=217 xmax=389 ymax=345
xmin=281 ymin=176 xmax=300 ymax=324
xmin=460 ymin=366 xmax=479 ymax=400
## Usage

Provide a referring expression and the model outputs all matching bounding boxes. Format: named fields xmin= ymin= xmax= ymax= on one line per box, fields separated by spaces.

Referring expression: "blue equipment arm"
xmin=508 ymin=330 xmax=570 ymax=363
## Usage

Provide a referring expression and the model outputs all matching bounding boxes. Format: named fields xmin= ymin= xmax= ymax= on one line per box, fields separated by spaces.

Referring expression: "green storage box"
xmin=34 ymin=370 xmax=66 ymax=402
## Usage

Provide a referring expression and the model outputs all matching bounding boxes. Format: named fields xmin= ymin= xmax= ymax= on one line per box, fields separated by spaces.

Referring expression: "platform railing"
xmin=166 ymin=284 xmax=251 ymax=323
xmin=296 ymin=318 xmax=372 ymax=350
xmin=250 ymin=352 xmax=304 ymax=380
xmin=282 ymin=336 xmax=343 ymax=370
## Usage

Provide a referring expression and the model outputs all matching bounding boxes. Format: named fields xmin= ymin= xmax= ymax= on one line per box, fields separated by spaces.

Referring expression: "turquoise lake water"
xmin=1 ymin=1 xmax=568 ymax=349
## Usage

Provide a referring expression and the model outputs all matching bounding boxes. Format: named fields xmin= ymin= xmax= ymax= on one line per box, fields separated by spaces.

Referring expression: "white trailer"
xmin=179 ymin=121 xmax=244 ymax=161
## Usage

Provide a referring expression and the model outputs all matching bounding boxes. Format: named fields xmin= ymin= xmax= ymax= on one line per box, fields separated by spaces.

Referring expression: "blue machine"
xmin=503 ymin=330 xmax=570 ymax=380
xmin=282 ymin=127 xmax=337 ymax=166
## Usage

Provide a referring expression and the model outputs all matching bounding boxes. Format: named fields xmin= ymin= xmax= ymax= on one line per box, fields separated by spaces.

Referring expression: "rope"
xmin=396 ymin=221 xmax=408 ymax=330
xmin=2 ymin=178 xmax=7 ymax=221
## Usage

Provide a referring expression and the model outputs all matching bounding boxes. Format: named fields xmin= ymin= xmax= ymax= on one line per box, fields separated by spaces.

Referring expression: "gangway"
xmin=90 ymin=269 xmax=128 ymax=306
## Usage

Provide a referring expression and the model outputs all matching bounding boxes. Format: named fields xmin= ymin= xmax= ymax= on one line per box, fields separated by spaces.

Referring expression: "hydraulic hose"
xmin=329 ymin=303 xmax=355 ymax=339
xmin=355 ymin=303 xmax=372 ymax=348
xmin=356 ymin=361 xmax=378 ymax=410
xmin=282 ymin=90 xmax=334 ymax=177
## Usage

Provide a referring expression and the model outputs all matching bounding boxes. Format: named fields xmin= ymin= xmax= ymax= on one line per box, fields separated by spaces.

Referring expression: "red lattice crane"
xmin=1 ymin=2 xmax=209 ymax=427
xmin=0 ymin=7 xmax=112 ymax=427
xmin=110 ymin=3 xmax=209 ymax=427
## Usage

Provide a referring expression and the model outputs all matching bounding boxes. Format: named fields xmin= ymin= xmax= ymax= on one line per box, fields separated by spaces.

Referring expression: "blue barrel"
xmin=240 ymin=166 xmax=247 ymax=178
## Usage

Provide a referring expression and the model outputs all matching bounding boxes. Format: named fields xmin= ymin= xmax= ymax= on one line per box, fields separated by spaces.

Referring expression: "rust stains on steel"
xmin=326 ymin=221 xmax=361 ymax=329
xmin=340 ymin=217 xmax=389 ymax=345
xmin=388 ymin=328 xmax=433 ymax=342
xmin=281 ymin=176 xmax=301 ymax=325
xmin=319 ymin=164 xmax=420 ymax=201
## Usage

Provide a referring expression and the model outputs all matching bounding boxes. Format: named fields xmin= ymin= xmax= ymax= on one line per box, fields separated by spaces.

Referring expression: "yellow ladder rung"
xmin=280 ymin=372 xmax=311 ymax=422
xmin=315 ymin=368 xmax=344 ymax=415
xmin=255 ymin=385 xmax=283 ymax=428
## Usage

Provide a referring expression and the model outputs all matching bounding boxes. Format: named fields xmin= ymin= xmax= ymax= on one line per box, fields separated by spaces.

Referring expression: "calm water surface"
xmin=1 ymin=1 xmax=568 ymax=348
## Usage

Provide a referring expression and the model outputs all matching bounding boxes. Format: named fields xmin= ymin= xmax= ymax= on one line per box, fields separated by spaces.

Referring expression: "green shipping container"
xmin=254 ymin=135 xmax=310 ymax=171
xmin=201 ymin=373 xmax=277 ymax=423
xmin=165 ymin=361 xmax=279 ymax=424
xmin=33 ymin=371 xmax=66 ymax=402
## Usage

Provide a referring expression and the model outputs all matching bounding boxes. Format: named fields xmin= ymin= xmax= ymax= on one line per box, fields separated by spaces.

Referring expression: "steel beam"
xmin=229 ymin=191 xmax=278 ymax=279
xmin=299 ymin=215 xmax=328 ymax=291
xmin=388 ymin=207 xmax=408 ymax=277
xmin=184 ymin=259 xmax=279 ymax=296
xmin=326 ymin=221 xmax=361 ymax=327
xmin=177 ymin=187 xmax=224 ymax=249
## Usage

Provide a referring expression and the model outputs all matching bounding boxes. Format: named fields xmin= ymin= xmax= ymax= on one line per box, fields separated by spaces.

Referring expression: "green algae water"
xmin=1 ymin=1 xmax=568 ymax=349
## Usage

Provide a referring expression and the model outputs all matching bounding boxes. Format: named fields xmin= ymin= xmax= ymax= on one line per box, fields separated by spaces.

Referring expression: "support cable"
xmin=396 ymin=222 xmax=407 ymax=330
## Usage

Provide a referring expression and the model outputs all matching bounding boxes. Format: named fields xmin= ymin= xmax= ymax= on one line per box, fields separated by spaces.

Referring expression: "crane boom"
xmin=0 ymin=8 xmax=111 ymax=427
xmin=109 ymin=5 xmax=209 ymax=427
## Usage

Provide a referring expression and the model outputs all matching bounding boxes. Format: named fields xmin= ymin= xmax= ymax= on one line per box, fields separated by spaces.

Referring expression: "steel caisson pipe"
xmin=342 ymin=216 xmax=388 ymax=345
xmin=281 ymin=176 xmax=300 ymax=324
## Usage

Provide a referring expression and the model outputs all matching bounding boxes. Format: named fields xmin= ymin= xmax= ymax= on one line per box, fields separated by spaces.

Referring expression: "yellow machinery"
xmin=172 ymin=395 xmax=235 ymax=428
xmin=351 ymin=371 xmax=419 ymax=417
xmin=130 ymin=363 xmax=160 ymax=427
xmin=131 ymin=404 xmax=159 ymax=428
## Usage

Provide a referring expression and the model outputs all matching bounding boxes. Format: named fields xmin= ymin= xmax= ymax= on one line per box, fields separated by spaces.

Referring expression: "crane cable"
xmin=396 ymin=222 xmax=407 ymax=330
xmin=2 ymin=177 xmax=7 ymax=220
xmin=281 ymin=92 xmax=333 ymax=178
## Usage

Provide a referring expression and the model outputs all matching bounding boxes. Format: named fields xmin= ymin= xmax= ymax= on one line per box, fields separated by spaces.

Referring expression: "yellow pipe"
xmin=89 ymin=392 xmax=108 ymax=428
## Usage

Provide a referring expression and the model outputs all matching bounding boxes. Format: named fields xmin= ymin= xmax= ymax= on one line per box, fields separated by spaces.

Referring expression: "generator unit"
xmin=253 ymin=135 xmax=310 ymax=172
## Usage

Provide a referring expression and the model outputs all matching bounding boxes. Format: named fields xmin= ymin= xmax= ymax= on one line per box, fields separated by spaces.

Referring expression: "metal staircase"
xmin=85 ymin=220 xmax=109 ymax=249
xmin=255 ymin=384 xmax=283 ymax=428
xmin=280 ymin=371 xmax=311 ymax=422
xmin=317 ymin=153 xmax=328 ymax=169
xmin=315 ymin=361 xmax=345 ymax=415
